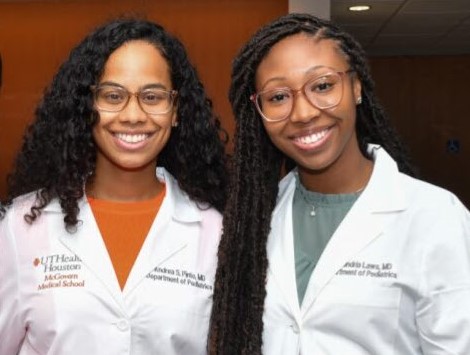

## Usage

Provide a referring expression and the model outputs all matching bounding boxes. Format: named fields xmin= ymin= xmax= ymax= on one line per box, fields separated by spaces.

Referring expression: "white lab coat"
xmin=0 ymin=168 xmax=222 ymax=355
xmin=262 ymin=145 xmax=470 ymax=355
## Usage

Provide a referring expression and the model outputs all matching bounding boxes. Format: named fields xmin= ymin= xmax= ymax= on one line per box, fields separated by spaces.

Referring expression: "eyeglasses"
xmin=250 ymin=69 xmax=354 ymax=122
xmin=91 ymin=85 xmax=177 ymax=115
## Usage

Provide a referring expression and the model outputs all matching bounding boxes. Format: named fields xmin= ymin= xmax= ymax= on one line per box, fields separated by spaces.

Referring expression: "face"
xmin=92 ymin=40 xmax=176 ymax=174
xmin=255 ymin=34 xmax=362 ymax=176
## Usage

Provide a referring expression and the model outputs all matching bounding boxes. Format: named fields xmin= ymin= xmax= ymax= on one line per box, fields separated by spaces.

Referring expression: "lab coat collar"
xmin=274 ymin=144 xmax=406 ymax=214
xmin=50 ymin=167 xmax=203 ymax=310
xmin=156 ymin=167 xmax=203 ymax=223
xmin=43 ymin=168 xmax=202 ymax=223
xmin=303 ymin=145 xmax=407 ymax=313
xmin=360 ymin=144 xmax=407 ymax=212
xmin=268 ymin=145 xmax=408 ymax=319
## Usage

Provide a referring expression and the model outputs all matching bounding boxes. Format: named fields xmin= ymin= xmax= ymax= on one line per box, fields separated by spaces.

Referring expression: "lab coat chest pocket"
xmin=312 ymin=281 xmax=401 ymax=354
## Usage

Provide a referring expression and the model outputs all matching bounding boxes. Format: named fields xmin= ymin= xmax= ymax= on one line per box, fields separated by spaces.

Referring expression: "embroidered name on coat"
xmin=146 ymin=266 xmax=213 ymax=291
xmin=336 ymin=261 xmax=397 ymax=279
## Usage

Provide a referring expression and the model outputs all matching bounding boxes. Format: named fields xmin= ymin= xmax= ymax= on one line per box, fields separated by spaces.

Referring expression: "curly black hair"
xmin=0 ymin=18 xmax=227 ymax=231
xmin=208 ymin=13 xmax=415 ymax=354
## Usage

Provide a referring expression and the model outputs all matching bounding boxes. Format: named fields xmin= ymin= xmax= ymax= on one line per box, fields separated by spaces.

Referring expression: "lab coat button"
xmin=116 ymin=319 xmax=129 ymax=331
xmin=290 ymin=323 xmax=300 ymax=334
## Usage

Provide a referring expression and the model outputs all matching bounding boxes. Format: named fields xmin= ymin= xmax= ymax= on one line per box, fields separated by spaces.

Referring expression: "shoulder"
xmin=401 ymin=172 xmax=460 ymax=201
xmin=10 ymin=191 xmax=38 ymax=212
xmin=372 ymin=145 xmax=467 ymax=215
xmin=1 ymin=191 xmax=67 ymax=239
xmin=2 ymin=191 xmax=39 ymax=226
xmin=397 ymin=172 xmax=469 ymax=223
xmin=394 ymin=171 xmax=470 ymax=255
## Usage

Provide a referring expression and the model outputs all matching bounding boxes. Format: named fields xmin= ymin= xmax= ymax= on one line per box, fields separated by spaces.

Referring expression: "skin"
xmin=87 ymin=40 xmax=177 ymax=201
xmin=255 ymin=33 xmax=373 ymax=194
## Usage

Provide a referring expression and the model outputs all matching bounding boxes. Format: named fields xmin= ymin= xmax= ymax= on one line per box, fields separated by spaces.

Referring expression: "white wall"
xmin=289 ymin=0 xmax=330 ymax=19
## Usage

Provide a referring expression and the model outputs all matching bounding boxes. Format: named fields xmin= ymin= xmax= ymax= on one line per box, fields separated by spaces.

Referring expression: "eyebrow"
xmin=97 ymin=81 xmax=170 ymax=91
xmin=259 ymin=65 xmax=345 ymax=90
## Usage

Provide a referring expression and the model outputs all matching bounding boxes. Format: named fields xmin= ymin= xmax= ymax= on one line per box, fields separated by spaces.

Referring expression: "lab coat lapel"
xmin=123 ymin=169 xmax=199 ymax=295
xmin=58 ymin=201 xmax=125 ymax=309
xmin=267 ymin=175 xmax=301 ymax=319
xmin=301 ymin=146 xmax=407 ymax=313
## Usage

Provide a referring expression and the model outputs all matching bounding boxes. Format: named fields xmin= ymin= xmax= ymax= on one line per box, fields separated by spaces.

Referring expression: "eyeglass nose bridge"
xmin=286 ymin=87 xmax=324 ymax=122
xmin=291 ymin=86 xmax=313 ymax=104
xmin=120 ymin=91 xmax=147 ymax=113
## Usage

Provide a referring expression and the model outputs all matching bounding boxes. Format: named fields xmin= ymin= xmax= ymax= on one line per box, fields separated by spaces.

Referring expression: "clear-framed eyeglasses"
xmin=90 ymin=84 xmax=178 ymax=115
xmin=250 ymin=69 xmax=355 ymax=123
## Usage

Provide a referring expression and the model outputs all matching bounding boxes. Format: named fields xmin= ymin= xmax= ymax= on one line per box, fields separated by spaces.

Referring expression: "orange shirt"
xmin=88 ymin=188 xmax=166 ymax=289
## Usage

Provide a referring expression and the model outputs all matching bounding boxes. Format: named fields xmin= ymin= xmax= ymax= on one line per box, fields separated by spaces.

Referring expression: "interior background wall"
xmin=370 ymin=56 xmax=470 ymax=207
xmin=1 ymin=2 xmax=469 ymax=208
xmin=0 ymin=0 xmax=287 ymax=199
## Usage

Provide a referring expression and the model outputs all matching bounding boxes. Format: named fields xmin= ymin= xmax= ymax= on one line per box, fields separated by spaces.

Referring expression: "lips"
xmin=114 ymin=133 xmax=150 ymax=144
xmin=291 ymin=126 xmax=332 ymax=151
xmin=293 ymin=128 xmax=330 ymax=145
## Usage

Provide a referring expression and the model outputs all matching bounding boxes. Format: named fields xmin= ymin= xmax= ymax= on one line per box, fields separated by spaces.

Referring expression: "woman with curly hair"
xmin=209 ymin=13 xmax=470 ymax=355
xmin=0 ymin=18 xmax=227 ymax=354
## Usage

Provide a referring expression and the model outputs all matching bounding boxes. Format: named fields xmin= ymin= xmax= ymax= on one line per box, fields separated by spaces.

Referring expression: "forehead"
xmin=255 ymin=34 xmax=349 ymax=88
xmin=100 ymin=40 xmax=171 ymax=86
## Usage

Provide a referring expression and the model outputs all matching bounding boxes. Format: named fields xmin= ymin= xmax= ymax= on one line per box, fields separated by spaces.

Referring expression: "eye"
xmin=141 ymin=90 xmax=168 ymax=105
xmin=307 ymin=74 xmax=340 ymax=94
xmin=98 ymin=88 xmax=126 ymax=104
xmin=263 ymin=90 xmax=291 ymax=105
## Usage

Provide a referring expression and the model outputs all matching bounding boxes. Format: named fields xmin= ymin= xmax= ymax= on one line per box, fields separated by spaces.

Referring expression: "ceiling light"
xmin=349 ymin=5 xmax=370 ymax=11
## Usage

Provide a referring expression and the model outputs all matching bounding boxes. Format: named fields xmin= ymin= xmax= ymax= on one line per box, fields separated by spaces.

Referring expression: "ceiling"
xmin=331 ymin=0 xmax=470 ymax=56
xmin=1 ymin=0 xmax=469 ymax=56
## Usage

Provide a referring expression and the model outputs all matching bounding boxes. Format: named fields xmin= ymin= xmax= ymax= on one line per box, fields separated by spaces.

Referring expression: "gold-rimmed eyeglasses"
xmin=250 ymin=69 xmax=355 ymax=122
xmin=91 ymin=85 xmax=177 ymax=115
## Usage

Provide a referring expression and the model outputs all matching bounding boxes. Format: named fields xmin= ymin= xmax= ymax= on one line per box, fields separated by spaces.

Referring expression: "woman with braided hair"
xmin=209 ymin=13 xmax=470 ymax=355
xmin=0 ymin=18 xmax=227 ymax=354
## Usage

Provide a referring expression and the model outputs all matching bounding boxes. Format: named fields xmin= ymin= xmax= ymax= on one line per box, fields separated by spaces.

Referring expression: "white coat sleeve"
xmin=0 ymin=210 xmax=26 ymax=354
xmin=416 ymin=196 xmax=470 ymax=355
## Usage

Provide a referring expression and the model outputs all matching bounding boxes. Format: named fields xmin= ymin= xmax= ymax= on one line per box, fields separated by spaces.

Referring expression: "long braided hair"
xmin=208 ymin=13 xmax=414 ymax=354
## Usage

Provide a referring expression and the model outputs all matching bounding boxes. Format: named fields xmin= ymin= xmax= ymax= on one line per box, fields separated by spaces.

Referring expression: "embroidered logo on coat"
xmin=34 ymin=254 xmax=85 ymax=290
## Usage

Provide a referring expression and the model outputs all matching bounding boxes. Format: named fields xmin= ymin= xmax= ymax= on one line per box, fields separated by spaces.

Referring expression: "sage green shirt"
xmin=293 ymin=176 xmax=360 ymax=305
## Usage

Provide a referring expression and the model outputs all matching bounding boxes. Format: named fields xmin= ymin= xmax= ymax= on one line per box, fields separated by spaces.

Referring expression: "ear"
xmin=352 ymin=75 xmax=362 ymax=104
xmin=171 ymin=105 xmax=178 ymax=127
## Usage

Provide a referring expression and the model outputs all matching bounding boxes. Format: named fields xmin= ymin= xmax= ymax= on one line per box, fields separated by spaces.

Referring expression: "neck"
xmin=298 ymin=143 xmax=373 ymax=194
xmin=87 ymin=160 xmax=163 ymax=202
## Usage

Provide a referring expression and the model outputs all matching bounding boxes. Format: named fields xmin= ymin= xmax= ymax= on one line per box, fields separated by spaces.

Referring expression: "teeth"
xmin=295 ymin=129 xmax=328 ymax=145
xmin=115 ymin=133 xmax=149 ymax=143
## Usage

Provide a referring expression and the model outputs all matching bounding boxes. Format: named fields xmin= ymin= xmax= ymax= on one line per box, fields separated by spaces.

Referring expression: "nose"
xmin=289 ymin=91 xmax=321 ymax=124
xmin=119 ymin=95 xmax=147 ymax=124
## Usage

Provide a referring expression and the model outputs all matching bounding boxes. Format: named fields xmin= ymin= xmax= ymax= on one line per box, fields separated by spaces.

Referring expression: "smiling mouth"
xmin=293 ymin=127 xmax=330 ymax=145
xmin=114 ymin=133 xmax=150 ymax=144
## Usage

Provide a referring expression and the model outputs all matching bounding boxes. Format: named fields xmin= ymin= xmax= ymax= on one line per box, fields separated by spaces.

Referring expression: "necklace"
xmin=296 ymin=179 xmax=366 ymax=217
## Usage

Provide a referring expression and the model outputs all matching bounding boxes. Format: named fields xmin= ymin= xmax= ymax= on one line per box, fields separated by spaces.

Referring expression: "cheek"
xmin=91 ymin=122 xmax=110 ymax=149
xmin=91 ymin=122 xmax=104 ymax=137
xmin=150 ymin=112 xmax=175 ymax=128
xmin=262 ymin=121 xmax=281 ymax=139
xmin=91 ymin=125 xmax=100 ymax=142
